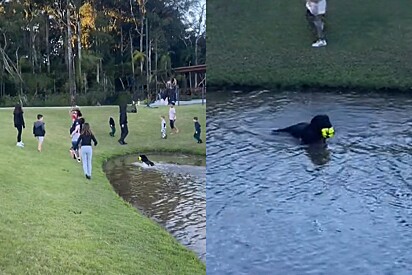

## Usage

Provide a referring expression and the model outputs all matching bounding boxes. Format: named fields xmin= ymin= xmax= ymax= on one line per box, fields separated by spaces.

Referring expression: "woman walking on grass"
xmin=13 ymin=104 xmax=25 ymax=147
xmin=75 ymin=123 xmax=98 ymax=180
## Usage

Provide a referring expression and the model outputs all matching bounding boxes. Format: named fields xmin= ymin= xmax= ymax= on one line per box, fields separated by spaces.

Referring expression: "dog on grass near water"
xmin=272 ymin=115 xmax=334 ymax=145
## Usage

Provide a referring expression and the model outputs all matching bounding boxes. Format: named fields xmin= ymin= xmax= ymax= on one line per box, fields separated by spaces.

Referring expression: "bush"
xmin=0 ymin=91 xmax=119 ymax=107
xmin=0 ymin=95 xmax=20 ymax=107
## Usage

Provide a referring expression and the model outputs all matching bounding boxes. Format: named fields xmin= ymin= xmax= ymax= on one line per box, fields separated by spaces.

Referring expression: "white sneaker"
xmin=312 ymin=39 xmax=327 ymax=48
xmin=16 ymin=142 xmax=24 ymax=147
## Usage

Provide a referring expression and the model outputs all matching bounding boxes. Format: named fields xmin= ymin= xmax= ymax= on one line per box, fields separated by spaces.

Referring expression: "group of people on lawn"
xmin=12 ymin=100 xmax=203 ymax=180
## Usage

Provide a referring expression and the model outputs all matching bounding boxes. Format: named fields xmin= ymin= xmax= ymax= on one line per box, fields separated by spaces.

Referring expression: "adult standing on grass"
xmin=13 ymin=104 xmax=25 ymax=148
xmin=169 ymin=103 xmax=179 ymax=134
xmin=118 ymin=103 xmax=129 ymax=145
xmin=171 ymin=76 xmax=178 ymax=103
xmin=75 ymin=123 xmax=98 ymax=180
xmin=306 ymin=0 xmax=327 ymax=48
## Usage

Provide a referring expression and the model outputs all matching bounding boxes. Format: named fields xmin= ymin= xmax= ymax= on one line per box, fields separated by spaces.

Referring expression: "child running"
xmin=75 ymin=123 xmax=98 ymax=180
xmin=109 ymin=116 xmax=116 ymax=137
xmin=70 ymin=107 xmax=79 ymax=122
xmin=193 ymin=117 xmax=203 ymax=144
xmin=70 ymin=112 xmax=84 ymax=162
xmin=69 ymin=110 xmax=83 ymax=135
xmin=161 ymin=115 xmax=167 ymax=139
xmin=33 ymin=114 xmax=46 ymax=152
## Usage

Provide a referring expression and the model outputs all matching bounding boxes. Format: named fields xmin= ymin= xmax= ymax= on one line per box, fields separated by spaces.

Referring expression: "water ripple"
xmin=105 ymin=154 xmax=206 ymax=261
xmin=207 ymin=90 xmax=412 ymax=274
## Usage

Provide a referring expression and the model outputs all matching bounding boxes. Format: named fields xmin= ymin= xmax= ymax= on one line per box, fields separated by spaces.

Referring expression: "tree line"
xmin=0 ymin=0 xmax=206 ymax=106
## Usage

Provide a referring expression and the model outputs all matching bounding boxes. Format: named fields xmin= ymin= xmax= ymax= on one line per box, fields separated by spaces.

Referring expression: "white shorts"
xmin=37 ymin=136 xmax=44 ymax=144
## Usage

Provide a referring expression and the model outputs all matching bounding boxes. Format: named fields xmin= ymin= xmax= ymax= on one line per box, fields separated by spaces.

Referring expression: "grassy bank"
xmin=207 ymin=0 xmax=412 ymax=90
xmin=0 ymin=105 xmax=205 ymax=274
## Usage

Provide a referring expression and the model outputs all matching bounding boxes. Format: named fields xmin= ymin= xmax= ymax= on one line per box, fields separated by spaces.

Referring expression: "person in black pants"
xmin=109 ymin=117 xmax=116 ymax=137
xmin=13 ymin=104 xmax=25 ymax=147
xmin=118 ymin=103 xmax=129 ymax=145
xmin=193 ymin=117 xmax=203 ymax=143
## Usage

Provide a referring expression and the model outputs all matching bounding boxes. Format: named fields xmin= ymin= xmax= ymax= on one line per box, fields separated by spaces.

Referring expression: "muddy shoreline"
xmin=104 ymin=153 xmax=206 ymax=261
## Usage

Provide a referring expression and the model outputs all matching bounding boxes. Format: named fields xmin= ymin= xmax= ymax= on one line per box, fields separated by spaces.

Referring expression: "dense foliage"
xmin=0 ymin=0 xmax=206 ymax=106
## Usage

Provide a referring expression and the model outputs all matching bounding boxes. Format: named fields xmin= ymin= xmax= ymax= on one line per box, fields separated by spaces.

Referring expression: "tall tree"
xmin=0 ymin=0 xmax=205 ymax=105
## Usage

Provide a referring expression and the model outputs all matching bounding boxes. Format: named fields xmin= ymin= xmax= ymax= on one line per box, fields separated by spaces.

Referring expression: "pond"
xmin=104 ymin=153 xmax=206 ymax=261
xmin=207 ymin=90 xmax=412 ymax=274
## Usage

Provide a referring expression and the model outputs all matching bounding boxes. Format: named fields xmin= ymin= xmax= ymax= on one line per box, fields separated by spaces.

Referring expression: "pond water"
xmin=207 ymin=90 xmax=412 ymax=274
xmin=104 ymin=153 xmax=206 ymax=261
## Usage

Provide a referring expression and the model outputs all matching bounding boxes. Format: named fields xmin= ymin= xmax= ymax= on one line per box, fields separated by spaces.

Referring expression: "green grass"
xmin=0 ymin=105 xmax=206 ymax=274
xmin=207 ymin=0 xmax=412 ymax=90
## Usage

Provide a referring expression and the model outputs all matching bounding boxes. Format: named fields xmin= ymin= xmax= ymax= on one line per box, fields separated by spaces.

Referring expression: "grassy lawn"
xmin=0 ymin=104 xmax=206 ymax=274
xmin=207 ymin=0 xmax=412 ymax=90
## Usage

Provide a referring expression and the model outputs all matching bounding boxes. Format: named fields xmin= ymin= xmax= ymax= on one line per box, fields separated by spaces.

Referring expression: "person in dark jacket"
xmin=33 ymin=114 xmax=46 ymax=152
xmin=13 ymin=104 xmax=25 ymax=147
xmin=69 ymin=111 xmax=84 ymax=161
xmin=109 ymin=116 xmax=116 ymax=137
xmin=193 ymin=117 xmax=203 ymax=144
xmin=69 ymin=110 xmax=83 ymax=135
xmin=75 ymin=123 xmax=98 ymax=180
xmin=118 ymin=103 xmax=129 ymax=145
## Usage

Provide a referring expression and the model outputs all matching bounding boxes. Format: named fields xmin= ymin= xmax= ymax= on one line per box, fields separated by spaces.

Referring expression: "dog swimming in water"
xmin=272 ymin=114 xmax=334 ymax=144
xmin=138 ymin=155 xmax=155 ymax=166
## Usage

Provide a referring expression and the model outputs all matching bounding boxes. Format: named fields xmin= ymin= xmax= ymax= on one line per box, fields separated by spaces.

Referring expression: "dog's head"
xmin=310 ymin=115 xmax=334 ymax=139
xmin=138 ymin=155 xmax=147 ymax=162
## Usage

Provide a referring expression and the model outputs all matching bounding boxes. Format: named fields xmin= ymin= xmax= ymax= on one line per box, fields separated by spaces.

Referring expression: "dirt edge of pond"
xmin=102 ymin=150 xmax=206 ymax=261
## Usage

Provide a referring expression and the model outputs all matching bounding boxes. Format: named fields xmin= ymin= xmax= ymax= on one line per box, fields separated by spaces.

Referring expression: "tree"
xmin=0 ymin=0 xmax=205 ymax=106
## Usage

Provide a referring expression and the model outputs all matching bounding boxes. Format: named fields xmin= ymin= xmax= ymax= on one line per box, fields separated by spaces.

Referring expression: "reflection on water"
xmin=105 ymin=154 xmax=206 ymax=261
xmin=207 ymin=90 xmax=412 ymax=274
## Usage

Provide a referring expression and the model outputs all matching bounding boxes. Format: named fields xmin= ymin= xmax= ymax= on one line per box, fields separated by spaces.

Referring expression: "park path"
xmin=0 ymin=99 xmax=206 ymax=110
xmin=150 ymin=99 xmax=206 ymax=106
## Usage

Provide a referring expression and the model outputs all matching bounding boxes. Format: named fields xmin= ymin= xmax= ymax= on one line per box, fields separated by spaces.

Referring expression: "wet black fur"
xmin=139 ymin=155 xmax=154 ymax=166
xmin=272 ymin=115 xmax=333 ymax=144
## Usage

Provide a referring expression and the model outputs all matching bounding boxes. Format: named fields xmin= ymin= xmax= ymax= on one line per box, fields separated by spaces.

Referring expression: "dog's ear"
xmin=311 ymin=115 xmax=331 ymax=128
xmin=310 ymin=115 xmax=322 ymax=126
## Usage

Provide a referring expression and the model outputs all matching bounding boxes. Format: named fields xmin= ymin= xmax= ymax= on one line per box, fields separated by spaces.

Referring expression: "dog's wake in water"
xmin=132 ymin=162 xmax=206 ymax=178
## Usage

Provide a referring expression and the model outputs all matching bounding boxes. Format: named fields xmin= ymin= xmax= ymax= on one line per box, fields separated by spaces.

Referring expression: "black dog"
xmin=139 ymin=155 xmax=154 ymax=166
xmin=272 ymin=115 xmax=334 ymax=144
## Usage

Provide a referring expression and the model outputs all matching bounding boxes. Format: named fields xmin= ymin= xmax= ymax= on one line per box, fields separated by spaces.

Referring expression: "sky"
xmin=184 ymin=0 xmax=206 ymax=34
